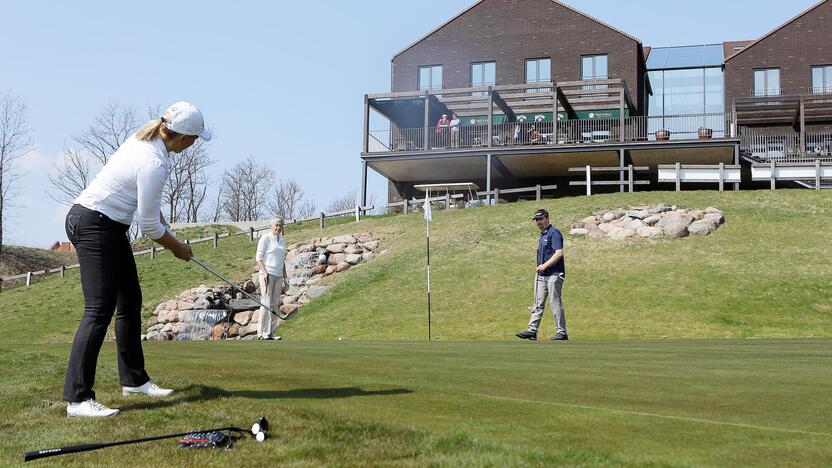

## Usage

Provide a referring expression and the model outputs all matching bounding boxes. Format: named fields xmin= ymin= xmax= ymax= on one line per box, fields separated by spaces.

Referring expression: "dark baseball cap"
xmin=531 ymin=209 xmax=549 ymax=220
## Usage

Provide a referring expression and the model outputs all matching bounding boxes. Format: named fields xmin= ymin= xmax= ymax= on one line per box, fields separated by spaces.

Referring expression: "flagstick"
xmin=426 ymin=188 xmax=431 ymax=341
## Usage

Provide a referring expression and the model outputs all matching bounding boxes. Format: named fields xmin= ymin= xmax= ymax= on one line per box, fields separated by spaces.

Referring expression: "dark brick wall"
xmin=725 ymin=0 xmax=832 ymax=104
xmin=392 ymin=0 xmax=645 ymax=114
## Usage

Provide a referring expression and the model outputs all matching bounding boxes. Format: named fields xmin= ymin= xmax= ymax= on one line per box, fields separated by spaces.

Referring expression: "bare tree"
xmin=326 ymin=187 xmax=358 ymax=213
xmin=47 ymin=147 xmax=92 ymax=204
xmin=268 ymin=178 xmax=317 ymax=221
xmin=204 ymin=184 xmax=226 ymax=223
xmin=221 ymin=156 xmax=274 ymax=221
xmin=0 ymin=92 xmax=33 ymax=263
xmin=73 ymin=102 xmax=137 ymax=167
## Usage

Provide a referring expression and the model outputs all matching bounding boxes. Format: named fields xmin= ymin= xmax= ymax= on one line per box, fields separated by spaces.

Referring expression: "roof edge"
xmin=392 ymin=0 xmax=641 ymax=60
xmin=725 ymin=0 xmax=829 ymax=62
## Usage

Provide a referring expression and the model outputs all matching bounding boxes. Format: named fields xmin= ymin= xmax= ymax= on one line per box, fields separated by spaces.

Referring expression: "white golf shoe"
xmin=67 ymin=399 xmax=120 ymax=417
xmin=122 ymin=380 xmax=174 ymax=397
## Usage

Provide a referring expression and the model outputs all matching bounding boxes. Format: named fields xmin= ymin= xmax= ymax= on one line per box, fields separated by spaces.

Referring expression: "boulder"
xmin=238 ymin=323 xmax=259 ymax=337
xmin=177 ymin=300 xmax=195 ymax=311
xmin=332 ymin=235 xmax=357 ymax=245
xmin=345 ymin=253 xmax=362 ymax=265
xmin=326 ymin=243 xmax=346 ymax=254
xmin=307 ymin=286 xmax=331 ymax=299
xmin=325 ymin=265 xmax=337 ymax=276
xmin=592 ymin=209 xmax=609 ymax=217
xmin=153 ymin=303 xmax=166 ymax=316
xmin=227 ymin=324 xmax=240 ymax=338
xmin=335 ymin=262 xmax=351 ymax=273
xmin=658 ymin=215 xmax=692 ymax=229
xmin=318 ymin=237 xmax=333 ymax=248
xmin=362 ymin=240 xmax=379 ymax=251
xmin=165 ymin=299 xmax=179 ymax=310
xmin=147 ymin=324 xmax=164 ymax=333
xmin=145 ymin=331 xmax=159 ymax=341
xmin=643 ymin=215 xmax=661 ymax=226
xmin=165 ymin=310 xmax=180 ymax=323
xmin=211 ymin=324 xmax=225 ymax=340
xmin=688 ymin=210 xmax=705 ymax=220
xmin=357 ymin=233 xmax=374 ymax=244
xmin=282 ymin=296 xmax=298 ymax=305
xmin=177 ymin=310 xmax=193 ymax=323
xmin=704 ymin=213 xmax=725 ymax=226
xmin=598 ymin=223 xmax=617 ymax=234
xmin=243 ymin=280 xmax=257 ymax=294
xmin=328 ymin=253 xmax=347 ymax=265
xmin=344 ymin=244 xmax=363 ymax=255
xmin=601 ymin=212 xmax=619 ymax=222
xmin=580 ymin=216 xmax=597 ymax=224
xmin=362 ymin=251 xmax=376 ymax=262
xmin=625 ymin=219 xmax=645 ymax=231
xmin=688 ymin=220 xmax=715 ymax=236
xmin=286 ymin=286 xmax=303 ymax=297
xmin=704 ymin=206 xmax=723 ymax=214
xmin=626 ymin=210 xmax=650 ymax=220
xmin=234 ymin=311 xmax=254 ymax=326
xmin=636 ymin=226 xmax=663 ymax=239
xmin=661 ymin=221 xmax=689 ymax=238
xmin=312 ymin=264 xmax=327 ymax=274
xmin=192 ymin=299 xmax=211 ymax=310
xmin=161 ymin=323 xmax=175 ymax=334
xmin=279 ymin=304 xmax=299 ymax=315
xmin=569 ymin=228 xmax=589 ymax=237
xmin=229 ymin=298 xmax=260 ymax=312
xmin=587 ymin=229 xmax=606 ymax=240
xmin=607 ymin=227 xmax=636 ymax=241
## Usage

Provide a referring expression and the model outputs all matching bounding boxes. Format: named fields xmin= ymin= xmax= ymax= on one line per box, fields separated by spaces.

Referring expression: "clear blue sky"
xmin=0 ymin=0 xmax=816 ymax=248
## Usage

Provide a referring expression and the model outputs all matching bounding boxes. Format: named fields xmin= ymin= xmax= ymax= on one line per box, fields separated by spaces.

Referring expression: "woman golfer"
xmin=63 ymin=102 xmax=211 ymax=417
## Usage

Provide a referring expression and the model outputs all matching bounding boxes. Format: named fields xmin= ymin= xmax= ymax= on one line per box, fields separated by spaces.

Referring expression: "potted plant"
xmin=698 ymin=127 xmax=713 ymax=139
xmin=655 ymin=129 xmax=670 ymax=141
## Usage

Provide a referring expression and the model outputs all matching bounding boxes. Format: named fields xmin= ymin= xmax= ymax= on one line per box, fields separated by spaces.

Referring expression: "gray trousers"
xmin=527 ymin=274 xmax=567 ymax=335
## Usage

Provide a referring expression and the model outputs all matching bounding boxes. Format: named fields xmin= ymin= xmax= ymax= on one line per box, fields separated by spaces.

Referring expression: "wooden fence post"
xmin=319 ymin=212 xmax=325 ymax=229
xmin=26 ymin=272 xmax=32 ymax=287
xmin=585 ymin=165 xmax=592 ymax=196
xmin=403 ymin=199 xmax=409 ymax=215
xmin=770 ymin=160 xmax=776 ymax=190
xmin=150 ymin=246 xmax=156 ymax=260
xmin=213 ymin=232 xmax=219 ymax=248
xmin=628 ymin=165 xmax=634 ymax=193
xmin=675 ymin=162 xmax=681 ymax=192
xmin=535 ymin=184 xmax=541 ymax=201
xmin=60 ymin=265 xmax=66 ymax=278
xmin=354 ymin=206 xmax=360 ymax=222
xmin=718 ymin=162 xmax=725 ymax=192
xmin=249 ymin=227 xmax=255 ymax=241
xmin=445 ymin=192 xmax=451 ymax=209
xmin=493 ymin=188 xmax=500 ymax=204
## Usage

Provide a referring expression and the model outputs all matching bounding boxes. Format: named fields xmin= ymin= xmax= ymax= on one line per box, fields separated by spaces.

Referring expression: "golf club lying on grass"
xmin=190 ymin=257 xmax=297 ymax=321
xmin=23 ymin=417 xmax=270 ymax=461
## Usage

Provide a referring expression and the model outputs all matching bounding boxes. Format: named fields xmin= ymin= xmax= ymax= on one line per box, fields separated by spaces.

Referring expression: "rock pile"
xmin=568 ymin=205 xmax=725 ymax=240
xmin=143 ymin=232 xmax=382 ymax=341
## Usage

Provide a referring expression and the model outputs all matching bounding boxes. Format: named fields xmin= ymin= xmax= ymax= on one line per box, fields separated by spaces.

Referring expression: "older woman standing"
xmin=64 ymin=102 xmax=211 ymax=417
xmin=255 ymin=217 xmax=288 ymax=340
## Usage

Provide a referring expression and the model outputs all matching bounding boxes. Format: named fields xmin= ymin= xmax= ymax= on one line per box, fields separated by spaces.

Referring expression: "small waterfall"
xmin=176 ymin=310 xmax=229 ymax=340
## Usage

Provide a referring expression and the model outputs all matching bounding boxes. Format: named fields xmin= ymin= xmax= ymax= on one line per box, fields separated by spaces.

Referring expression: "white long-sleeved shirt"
xmin=75 ymin=136 xmax=171 ymax=239
xmin=256 ymin=233 xmax=286 ymax=277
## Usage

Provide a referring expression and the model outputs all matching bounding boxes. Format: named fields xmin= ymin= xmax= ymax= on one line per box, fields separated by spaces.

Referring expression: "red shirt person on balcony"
xmin=435 ymin=114 xmax=451 ymax=148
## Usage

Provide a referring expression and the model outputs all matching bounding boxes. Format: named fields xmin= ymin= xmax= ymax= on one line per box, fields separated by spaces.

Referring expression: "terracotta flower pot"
xmin=655 ymin=129 xmax=670 ymax=141
xmin=698 ymin=127 xmax=713 ymax=140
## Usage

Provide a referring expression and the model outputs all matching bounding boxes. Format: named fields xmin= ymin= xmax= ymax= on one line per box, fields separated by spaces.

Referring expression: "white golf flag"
xmin=423 ymin=193 xmax=432 ymax=222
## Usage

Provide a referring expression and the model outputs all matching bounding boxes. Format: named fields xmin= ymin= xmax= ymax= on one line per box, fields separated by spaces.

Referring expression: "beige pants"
xmin=527 ymin=274 xmax=567 ymax=335
xmin=258 ymin=272 xmax=284 ymax=338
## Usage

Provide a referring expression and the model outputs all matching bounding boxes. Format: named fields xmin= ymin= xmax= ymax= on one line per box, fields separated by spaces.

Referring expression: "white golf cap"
xmin=162 ymin=101 xmax=212 ymax=141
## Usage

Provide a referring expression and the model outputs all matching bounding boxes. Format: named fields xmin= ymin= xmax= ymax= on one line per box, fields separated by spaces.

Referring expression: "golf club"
xmin=190 ymin=256 xmax=296 ymax=321
xmin=23 ymin=417 xmax=270 ymax=462
xmin=527 ymin=272 xmax=540 ymax=314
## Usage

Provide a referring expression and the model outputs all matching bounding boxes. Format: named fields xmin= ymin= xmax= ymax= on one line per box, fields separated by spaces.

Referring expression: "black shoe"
xmin=551 ymin=333 xmax=569 ymax=341
xmin=515 ymin=330 xmax=537 ymax=341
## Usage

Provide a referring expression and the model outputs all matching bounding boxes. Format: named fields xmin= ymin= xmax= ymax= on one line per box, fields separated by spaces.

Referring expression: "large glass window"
xmin=648 ymin=67 xmax=725 ymax=139
xmin=753 ymin=69 xmax=780 ymax=97
xmin=525 ymin=58 xmax=551 ymax=93
xmin=812 ymin=65 xmax=832 ymax=94
xmin=471 ymin=62 xmax=495 ymax=96
xmin=418 ymin=65 xmax=443 ymax=91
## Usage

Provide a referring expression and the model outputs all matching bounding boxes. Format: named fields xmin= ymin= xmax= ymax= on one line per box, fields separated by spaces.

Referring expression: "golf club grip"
xmin=24 ymin=443 xmax=109 ymax=461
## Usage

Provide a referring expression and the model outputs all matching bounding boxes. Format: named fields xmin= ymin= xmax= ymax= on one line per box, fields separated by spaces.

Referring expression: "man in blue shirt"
xmin=516 ymin=209 xmax=568 ymax=341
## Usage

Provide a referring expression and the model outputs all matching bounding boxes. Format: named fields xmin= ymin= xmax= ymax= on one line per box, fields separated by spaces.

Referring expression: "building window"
xmin=582 ymin=54 xmax=609 ymax=81
xmin=525 ymin=58 xmax=551 ymax=93
xmin=471 ymin=62 xmax=496 ymax=96
xmin=418 ymin=65 xmax=443 ymax=91
xmin=811 ymin=65 xmax=832 ymax=94
xmin=753 ymin=69 xmax=780 ymax=97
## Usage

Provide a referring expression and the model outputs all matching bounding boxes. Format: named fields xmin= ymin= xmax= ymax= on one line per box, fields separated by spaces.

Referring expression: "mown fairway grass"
xmin=0 ymin=189 xmax=830 ymax=466
xmin=1 ymin=340 xmax=830 ymax=467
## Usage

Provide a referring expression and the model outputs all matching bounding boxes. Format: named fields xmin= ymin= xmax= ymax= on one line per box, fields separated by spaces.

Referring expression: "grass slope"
xmin=0 ymin=246 xmax=77 ymax=277
xmin=1 ymin=190 xmax=831 ymax=344
xmin=0 ymin=340 xmax=830 ymax=467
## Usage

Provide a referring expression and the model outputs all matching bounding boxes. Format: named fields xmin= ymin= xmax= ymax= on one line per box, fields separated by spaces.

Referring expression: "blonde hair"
xmin=135 ymin=112 xmax=181 ymax=141
xmin=270 ymin=217 xmax=284 ymax=227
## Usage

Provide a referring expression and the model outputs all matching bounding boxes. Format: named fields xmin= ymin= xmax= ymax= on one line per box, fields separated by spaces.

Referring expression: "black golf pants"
xmin=63 ymin=204 xmax=149 ymax=402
